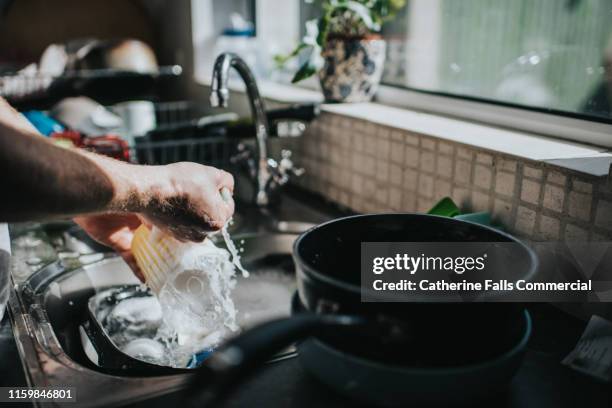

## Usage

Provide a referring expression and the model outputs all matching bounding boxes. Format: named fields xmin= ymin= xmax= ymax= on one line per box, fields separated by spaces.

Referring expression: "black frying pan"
xmin=186 ymin=214 xmax=538 ymax=405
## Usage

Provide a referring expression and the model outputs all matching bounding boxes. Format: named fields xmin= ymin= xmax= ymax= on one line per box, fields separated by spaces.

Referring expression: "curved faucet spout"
xmin=210 ymin=53 xmax=271 ymax=206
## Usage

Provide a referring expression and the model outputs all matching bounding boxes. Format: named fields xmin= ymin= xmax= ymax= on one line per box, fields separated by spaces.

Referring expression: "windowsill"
xmin=195 ymin=69 xmax=324 ymax=104
xmin=194 ymin=73 xmax=612 ymax=177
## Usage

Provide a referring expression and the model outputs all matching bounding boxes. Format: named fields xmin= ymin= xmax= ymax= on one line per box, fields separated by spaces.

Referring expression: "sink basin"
xmin=14 ymin=232 xmax=299 ymax=405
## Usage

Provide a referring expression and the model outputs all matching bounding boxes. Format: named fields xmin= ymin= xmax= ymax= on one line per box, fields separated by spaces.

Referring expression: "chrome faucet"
xmin=210 ymin=53 xmax=302 ymax=206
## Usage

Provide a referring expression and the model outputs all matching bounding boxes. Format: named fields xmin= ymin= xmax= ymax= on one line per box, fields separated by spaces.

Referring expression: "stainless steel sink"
xmin=10 ymin=256 xmax=182 ymax=408
xmin=12 ymin=232 xmax=298 ymax=406
xmin=7 ymin=194 xmax=340 ymax=406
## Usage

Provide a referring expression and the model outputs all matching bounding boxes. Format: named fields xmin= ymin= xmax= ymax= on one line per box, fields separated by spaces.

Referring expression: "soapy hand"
xmin=136 ymin=162 xmax=235 ymax=242
xmin=74 ymin=162 xmax=234 ymax=279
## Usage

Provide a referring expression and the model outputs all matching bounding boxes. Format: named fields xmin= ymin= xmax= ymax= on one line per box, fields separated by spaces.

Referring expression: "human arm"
xmin=0 ymin=97 xmax=234 ymax=242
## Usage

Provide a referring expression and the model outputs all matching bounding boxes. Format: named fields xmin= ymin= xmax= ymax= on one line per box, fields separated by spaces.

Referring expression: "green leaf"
xmin=274 ymin=42 xmax=308 ymax=67
xmin=291 ymin=46 xmax=324 ymax=83
xmin=317 ymin=15 xmax=330 ymax=47
xmin=291 ymin=61 xmax=318 ymax=83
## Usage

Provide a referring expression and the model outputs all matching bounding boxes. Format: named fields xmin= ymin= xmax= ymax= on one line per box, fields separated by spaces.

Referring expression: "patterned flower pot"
xmin=318 ymin=36 xmax=386 ymax=103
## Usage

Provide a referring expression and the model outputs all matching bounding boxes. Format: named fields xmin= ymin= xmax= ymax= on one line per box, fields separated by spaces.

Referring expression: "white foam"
xmin=151 ymin=221 xmax=246 ymax=366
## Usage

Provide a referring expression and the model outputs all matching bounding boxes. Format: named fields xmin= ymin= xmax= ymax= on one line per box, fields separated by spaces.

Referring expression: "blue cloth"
xmin=186 ymin=348 xmax=216 ymax=368
xmin=22 ymin=111 xmax=64 ymax=136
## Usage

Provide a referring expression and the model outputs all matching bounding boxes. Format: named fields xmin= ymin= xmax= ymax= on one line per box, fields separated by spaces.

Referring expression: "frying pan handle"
xmin=185 ymin=313 xmax=364 ymax=406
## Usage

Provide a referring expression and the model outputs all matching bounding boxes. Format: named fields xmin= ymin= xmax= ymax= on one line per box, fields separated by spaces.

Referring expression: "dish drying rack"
xmin=1 ymin=67 xmax=238 ymax=170
xmin=130 ymin=100 xmax=236 ymax=170
xmin=0 ymin=66 xmax=182 ymax=109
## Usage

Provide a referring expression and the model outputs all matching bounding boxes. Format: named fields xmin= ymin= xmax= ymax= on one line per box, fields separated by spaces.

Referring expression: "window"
xmin=301 ymin=0 xmax=612 ymax=124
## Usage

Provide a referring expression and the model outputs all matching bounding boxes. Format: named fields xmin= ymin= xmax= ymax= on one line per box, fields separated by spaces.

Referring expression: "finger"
xmin=188 ymin=230 xmax=208 ymax=242
xmin=217 ymin=169 xmax=235 ymax=193
xmin=217 ymin=177 xmax=235 ymax=224
xmin=137 ymin=214 xmax=154 ymax=229
xmin=176 ymin=229 xmax=207 ymax=243
xmin=220 ymin=195 xmax=235 ymax=223
xmin=205 ymin=194 xmax=234 ymax=230
xmin=162 ymin=224 xmax=190 ymax=242
xmin=122 ymin=213 xmax=143 ymax=230
xmin=166 ymin=224 xmax=208 ymax=243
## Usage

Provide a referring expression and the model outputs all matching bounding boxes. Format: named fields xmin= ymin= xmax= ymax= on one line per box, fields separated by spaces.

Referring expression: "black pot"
xmin=294 ymin=213 xmax=535 ymax=366
xmin=187 ymin=214 xmax=537 ymax=406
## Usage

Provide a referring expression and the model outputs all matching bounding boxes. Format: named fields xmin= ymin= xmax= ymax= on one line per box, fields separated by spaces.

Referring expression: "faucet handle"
xmin=277 ymin=149 xmax=305 ymax=180
xmin=281 ymin=149 xmax=293 ymax=160
xmin=266 ymin=151 xmax=301 ymax=187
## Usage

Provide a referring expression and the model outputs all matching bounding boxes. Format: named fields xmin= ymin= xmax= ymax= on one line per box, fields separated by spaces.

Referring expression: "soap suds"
xmin=151 ymin=223 xmax=243 ymax=365
xmin=99 ymin=221 xmax=281 ymax=368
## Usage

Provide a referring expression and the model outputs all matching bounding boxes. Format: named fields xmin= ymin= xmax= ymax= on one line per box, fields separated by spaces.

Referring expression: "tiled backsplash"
xmin=285 ymin=111 xmax=612 ymax=242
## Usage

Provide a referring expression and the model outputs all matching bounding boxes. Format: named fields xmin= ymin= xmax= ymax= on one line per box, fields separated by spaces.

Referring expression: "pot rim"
xmin=292 ymin=213 xmax=539 ymax=302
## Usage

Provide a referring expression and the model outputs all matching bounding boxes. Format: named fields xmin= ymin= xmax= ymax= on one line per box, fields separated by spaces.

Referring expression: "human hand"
xmin=134 ymin=162 xmax=235 ymax=242
xmin=72 ymin=160 xmax=234 ymax=279
xmin=73 ymin=213 xmax=144 ymax=281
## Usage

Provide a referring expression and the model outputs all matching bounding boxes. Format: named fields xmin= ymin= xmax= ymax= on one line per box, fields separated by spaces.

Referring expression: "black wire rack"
xmin=0 ymin=66 xmax=182 ymax=109
xmin=131 ymin=101 xmax=235 ymax=170
xmin=0 ymin=68 xmax=236 ymax=170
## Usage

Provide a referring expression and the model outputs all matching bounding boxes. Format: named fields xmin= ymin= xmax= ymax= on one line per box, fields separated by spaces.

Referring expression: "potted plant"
xmin=277 ymin=0 xmax=405 ymax=103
